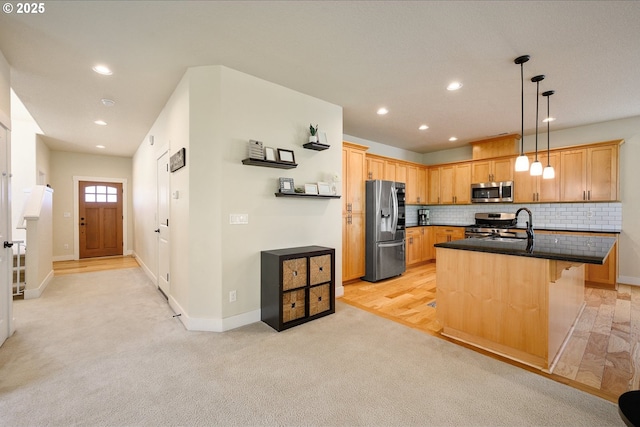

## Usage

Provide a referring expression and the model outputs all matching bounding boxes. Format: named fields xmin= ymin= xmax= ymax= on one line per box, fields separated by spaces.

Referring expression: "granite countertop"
xmin=406 ymin=223 xmax=472 ymax=228
xmin=434 ymin=233 xmax=616 ymax=265
xmin=405 ymin=224 xmax=621 ymax=234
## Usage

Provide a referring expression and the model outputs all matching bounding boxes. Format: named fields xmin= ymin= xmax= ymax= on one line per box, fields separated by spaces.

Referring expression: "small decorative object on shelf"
xmin=278 ymin=177 xmax=295 ymax=193
xmin=309 ymin=124 xmax=319 ymax=143
xmin=277 ymin=148 xmax=295 ymax=164
xmin=264 ymin=146 xmax=277 ymax=161
xmin=304 ymin=183 xmax=319 ymax=195
xmin=317 ymin=182 xmax=332 ymax=196
xmin=248 ymin=140 xmax=264 ymax=159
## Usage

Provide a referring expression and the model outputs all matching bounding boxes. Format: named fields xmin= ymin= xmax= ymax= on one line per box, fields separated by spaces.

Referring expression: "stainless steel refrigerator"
xmin=362 ymin=180 xmax=406 ymax=282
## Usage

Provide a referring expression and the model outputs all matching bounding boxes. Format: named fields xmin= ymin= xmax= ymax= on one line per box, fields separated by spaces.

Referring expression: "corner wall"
xmin=133 ymin=65 xmax=343 ymax=331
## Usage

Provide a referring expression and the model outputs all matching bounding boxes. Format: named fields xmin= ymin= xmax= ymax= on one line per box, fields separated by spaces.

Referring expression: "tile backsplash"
xmin=405 ymin=202 xmax=622 ymax=232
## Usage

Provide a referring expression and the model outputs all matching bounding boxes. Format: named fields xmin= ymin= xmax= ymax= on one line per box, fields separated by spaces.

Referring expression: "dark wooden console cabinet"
xmin=261 ymin=246 xmax=335 ymax=331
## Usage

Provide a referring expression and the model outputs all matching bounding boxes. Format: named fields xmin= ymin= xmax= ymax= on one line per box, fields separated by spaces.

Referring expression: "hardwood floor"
xmin=341 ymin=262 xmax=639 ymax=403
xmin=53 ymin=255 xmax=139 ymax=275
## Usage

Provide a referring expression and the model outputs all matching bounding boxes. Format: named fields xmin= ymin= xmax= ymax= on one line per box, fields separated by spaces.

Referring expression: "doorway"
xmin=78 ymin=181 xmax=123 ymax=258
xmin=156 ymin=152 xmax=170 ymax=297
xmin=0 ymin=123 xmax=12 ymax=346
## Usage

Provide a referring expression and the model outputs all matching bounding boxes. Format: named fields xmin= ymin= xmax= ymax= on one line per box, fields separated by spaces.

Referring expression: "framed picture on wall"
xmin=264 ymin=147 xmax=277 ymax=161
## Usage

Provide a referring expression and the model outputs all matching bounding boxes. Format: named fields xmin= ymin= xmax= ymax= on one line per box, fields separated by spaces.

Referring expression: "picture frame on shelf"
xmin=304 ymin=183 xmax=319 ymax=195
xmin=318 ymin=132 xmax=328 ymax=145
xmin=278 ymin=177 xmax=295 ymax=193
xmin=317 ymin=182 xmax=332 ymax=196
xmin=264 ymin=147 xmax=276 ymax=161
xmin=277 ymin=148 xmax=295 ymax=164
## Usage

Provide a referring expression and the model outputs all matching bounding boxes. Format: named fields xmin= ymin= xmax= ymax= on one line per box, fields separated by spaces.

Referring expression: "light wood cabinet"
xmin=560 ymin=143 xmax=619 ymax=202
xmin=514 ymin=152 xmax=561 ymax=202
xmin=433 ymin=226 xmax=465 ymax=260
xmin=396 ymin=162 xmax=407 ymax=184
xmin=406 ymin=228 xmax=422 ymax=266
xmin=421 ymin=227 xmax=434 ymax=261
xmin=366 ymin=155 xmax=385 ymax=180
xmin=342 ymin=142 xmax=368 ymax=281
xmin=471 ymin=157 xmax=514 ymax=183
xmin=384 ymin=160 xmax=396 ymax=181
xmin=428 ymin=163 xmax=470 ymax=205
xmin=405 ymin=164 xmax=428 ymax=204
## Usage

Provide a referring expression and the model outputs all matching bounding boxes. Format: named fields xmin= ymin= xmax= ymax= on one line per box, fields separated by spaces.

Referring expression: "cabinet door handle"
xmin=588 ymin=190 xmax=591 ymax=200
xmin=583 ymin=190 xmax=586 ymax=200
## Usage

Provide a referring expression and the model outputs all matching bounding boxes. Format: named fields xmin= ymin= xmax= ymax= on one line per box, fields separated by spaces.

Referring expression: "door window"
xmin=84 ymin=185 xmax=118 ymax=203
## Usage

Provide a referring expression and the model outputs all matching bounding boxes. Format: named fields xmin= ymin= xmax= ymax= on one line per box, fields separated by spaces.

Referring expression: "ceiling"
xmin=1 ymin=1 xmax=640 ymax=157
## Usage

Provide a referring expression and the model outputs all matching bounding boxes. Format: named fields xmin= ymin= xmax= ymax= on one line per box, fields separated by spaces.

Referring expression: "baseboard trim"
xmin=618 ymin=276 xmax=640 ymax=286
xmin=335 ymin=285 xmax=344 ymax=298
xmin=24 ymin=269 xmax=54 ymax=299
xmin=52 ymin=255 xmax=75 ymax=262
xmin=167 ymin=295 xmax=260 ymax=332
xmin=133 ymin=252 xmax=156 ymax=285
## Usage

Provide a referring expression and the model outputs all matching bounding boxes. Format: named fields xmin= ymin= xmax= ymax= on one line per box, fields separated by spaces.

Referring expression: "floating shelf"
xmin=275 ymin=192 xmax=341 ymax=199
xmin=242 ymin=158 xmax=297 ymax=169
xmin=303 ymin=142 xmax=331 ymax=151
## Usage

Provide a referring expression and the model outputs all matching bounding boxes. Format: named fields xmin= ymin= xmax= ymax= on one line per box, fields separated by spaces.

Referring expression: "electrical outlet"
xmin=229 ymin=290 xmax=237 ymax=302
xmin=230 ymin=214 xmax=249 ymax=225
xmin=64 ymin=244 xmax=69 ymax=249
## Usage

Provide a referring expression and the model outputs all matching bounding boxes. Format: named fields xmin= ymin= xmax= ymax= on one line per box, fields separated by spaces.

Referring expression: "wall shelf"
xmin=303 ymin=142 xmax=330 ymax=151
xmin=242 ymin=158 xmax=297 ymax=169
xmin=275 ymin=192 xmax=340 ymax=199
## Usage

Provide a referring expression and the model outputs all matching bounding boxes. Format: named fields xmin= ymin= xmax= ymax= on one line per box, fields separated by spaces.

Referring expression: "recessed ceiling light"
xmin=377 ymin=107 xmax=389 ymax=115
xmin=543 ymin=117 xmax=556 ymax=123
xmin=100 ymin=98 xmax=115 ymax=107
xmin=447 ymin=82 xmax=463 ymax=91
xmin=418 ymin=124 xmax=429 ymax=130
xmin=94 ymin=120 xmax=107 ymax=126
xmin=449 ymin=137 xmax=458 ymax=142
xmin=92 ymin=65 xmax=113 ymax=76
xmin=96 ymin=145 xmax=106 ymax=149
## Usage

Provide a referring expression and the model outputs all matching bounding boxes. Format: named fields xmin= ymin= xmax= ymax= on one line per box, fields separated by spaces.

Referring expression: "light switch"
xmin=172 ymin=191 xmax=179 ymax=199
xmin=230 ymin=214 xmax=249 ymax=224
xmin=63 ymin=212 xmax=71 ymax=218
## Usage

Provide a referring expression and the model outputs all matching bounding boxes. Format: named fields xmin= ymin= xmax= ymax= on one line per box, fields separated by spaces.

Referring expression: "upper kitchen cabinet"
xmin=471 ymin=157 xmax=514 ymax=183
xmin=560 ymin=141 xmax=620 ymax=202
xmin=366 ymin=155 xmax=385 ymax=180
xmin=471 ymin=134 xmax=520 ymax=160
xmin=406 ymin=164 xmax=427 ymax=204
xmin=437 ymin=162 xmax=471 ymax=204
xmin=514 ymin=152 xmax=561 ymax=203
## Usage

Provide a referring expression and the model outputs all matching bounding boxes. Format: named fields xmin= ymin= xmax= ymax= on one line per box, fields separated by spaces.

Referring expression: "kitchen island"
xmin=435 ymin=233 xmax=616 ymax=372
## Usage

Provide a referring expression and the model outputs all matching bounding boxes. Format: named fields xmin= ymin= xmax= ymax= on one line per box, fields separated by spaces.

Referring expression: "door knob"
xmin=80 ymin=223 xmax=85 ymax=226
xmin=154 ymin=229 xmax=160 ymax=233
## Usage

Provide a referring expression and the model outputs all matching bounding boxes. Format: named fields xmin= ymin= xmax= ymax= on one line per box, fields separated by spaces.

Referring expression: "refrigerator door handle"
xmin=378 ymin=240 xmax=404 ymax=248
xmin=391 ymin=187 xmax=398 ymax=239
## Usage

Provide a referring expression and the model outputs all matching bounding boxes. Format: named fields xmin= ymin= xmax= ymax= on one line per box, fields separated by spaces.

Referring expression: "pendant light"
xmin=542 ymin=90 xmax=555 ymax=179
xmin=529 ymin=74 xmax=545 ymax=176
xmin=514 ymin=55 xmax=530 ymax=172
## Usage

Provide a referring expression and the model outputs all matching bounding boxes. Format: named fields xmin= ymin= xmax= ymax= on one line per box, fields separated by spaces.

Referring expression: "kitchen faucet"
xmin=515 ymin=207 xmax=534 ymax=240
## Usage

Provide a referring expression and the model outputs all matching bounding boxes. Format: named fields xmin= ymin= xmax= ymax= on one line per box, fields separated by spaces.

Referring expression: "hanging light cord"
xmin=546 ymin=94 xmax=551 ymax=165
xmin=520 ymin=62 xmax=525 ymax=155
xmin=534 ymin=80 xmax=539 ymax=162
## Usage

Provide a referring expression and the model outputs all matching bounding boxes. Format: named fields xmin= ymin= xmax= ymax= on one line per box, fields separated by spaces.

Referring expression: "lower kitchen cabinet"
xmin=261 ymin=246 xmax=335 ymax=331
xmin=407 ymin=226 xmax=435 ymax=266
xmin=433 ymin=226 xmax=465 ymax=260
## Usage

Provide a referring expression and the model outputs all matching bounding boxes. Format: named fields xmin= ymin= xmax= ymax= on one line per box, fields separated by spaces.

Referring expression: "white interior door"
xmin=157 ymin=152 xmax=170 ymax=298
xmin=0 ymin=124 xmax=12 ymax=346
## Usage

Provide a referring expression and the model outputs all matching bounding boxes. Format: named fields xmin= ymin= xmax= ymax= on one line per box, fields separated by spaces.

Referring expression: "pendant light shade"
xmin=542 ymin=90 xmax=556 ymax=179
xmin=514 ymin=55 xmax=530 ymax=172
xmin=530 ymin=74 xmax=545 ymax=176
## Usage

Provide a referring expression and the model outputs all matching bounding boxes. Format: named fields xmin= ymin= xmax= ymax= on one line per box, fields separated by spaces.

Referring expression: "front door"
xmin=79 ymin=181 xmax=123 ymax=258
xmin=157 ymin=152 xmax=170 ymax=297
xmin=0 ymin=124 xmax=11 ymax=346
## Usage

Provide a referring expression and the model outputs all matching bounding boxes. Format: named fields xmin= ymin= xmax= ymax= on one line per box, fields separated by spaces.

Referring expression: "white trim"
xmin=73 ymin=176 xmax=128 ymax=260
xmin=133 ymin=251 xmax=157 ymax=285
xmin=618 ymin=276 xmax=640 ymax=286
xmin=168 ymin=294 xmax=261 ymax=332
xmin=335 ymin=285 xmax=344 ymax=298
xmin=23 ymin=269 xmax=53 ymax=299
xmin=52 ymin=255 xmax=74 ymax=262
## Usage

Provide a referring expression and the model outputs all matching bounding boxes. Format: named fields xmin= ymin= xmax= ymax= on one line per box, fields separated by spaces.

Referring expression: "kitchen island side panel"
xmin=436 ymin=247 xmax=585 ymax=371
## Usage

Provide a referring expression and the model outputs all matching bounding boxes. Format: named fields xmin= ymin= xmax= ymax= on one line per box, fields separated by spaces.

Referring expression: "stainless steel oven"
xmin=465 ymin=212 xmax=518 ymax=238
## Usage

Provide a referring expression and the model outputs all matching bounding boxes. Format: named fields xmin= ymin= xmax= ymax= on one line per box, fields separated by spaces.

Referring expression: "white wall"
xmin=0 ymin=50 xmax=9 ymax=125
xmin=345 ymin=134 xmax=425 ymax=163
xmin=133 ymin=65 xmax=343 ymax=331
xmin=36 ymin=135 xmax=51 ymax=186
xmin=10 ymin=91 xmax=43 ymax=243
xmin=49 ymin=151 xmax=133 ymax=260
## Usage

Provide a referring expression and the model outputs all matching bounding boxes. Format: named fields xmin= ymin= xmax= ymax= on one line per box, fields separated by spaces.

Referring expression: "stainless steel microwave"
xmin=470 ymin=181 xmax=514 ymax=203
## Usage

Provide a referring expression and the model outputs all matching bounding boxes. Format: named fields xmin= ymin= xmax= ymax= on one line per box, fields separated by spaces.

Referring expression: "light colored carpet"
xmin=0 ymin=267 xmax=621 ymax=426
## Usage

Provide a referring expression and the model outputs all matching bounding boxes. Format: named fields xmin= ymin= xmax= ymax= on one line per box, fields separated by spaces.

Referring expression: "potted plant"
xmin=309 ymin=124 xmax=319 ymax=143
